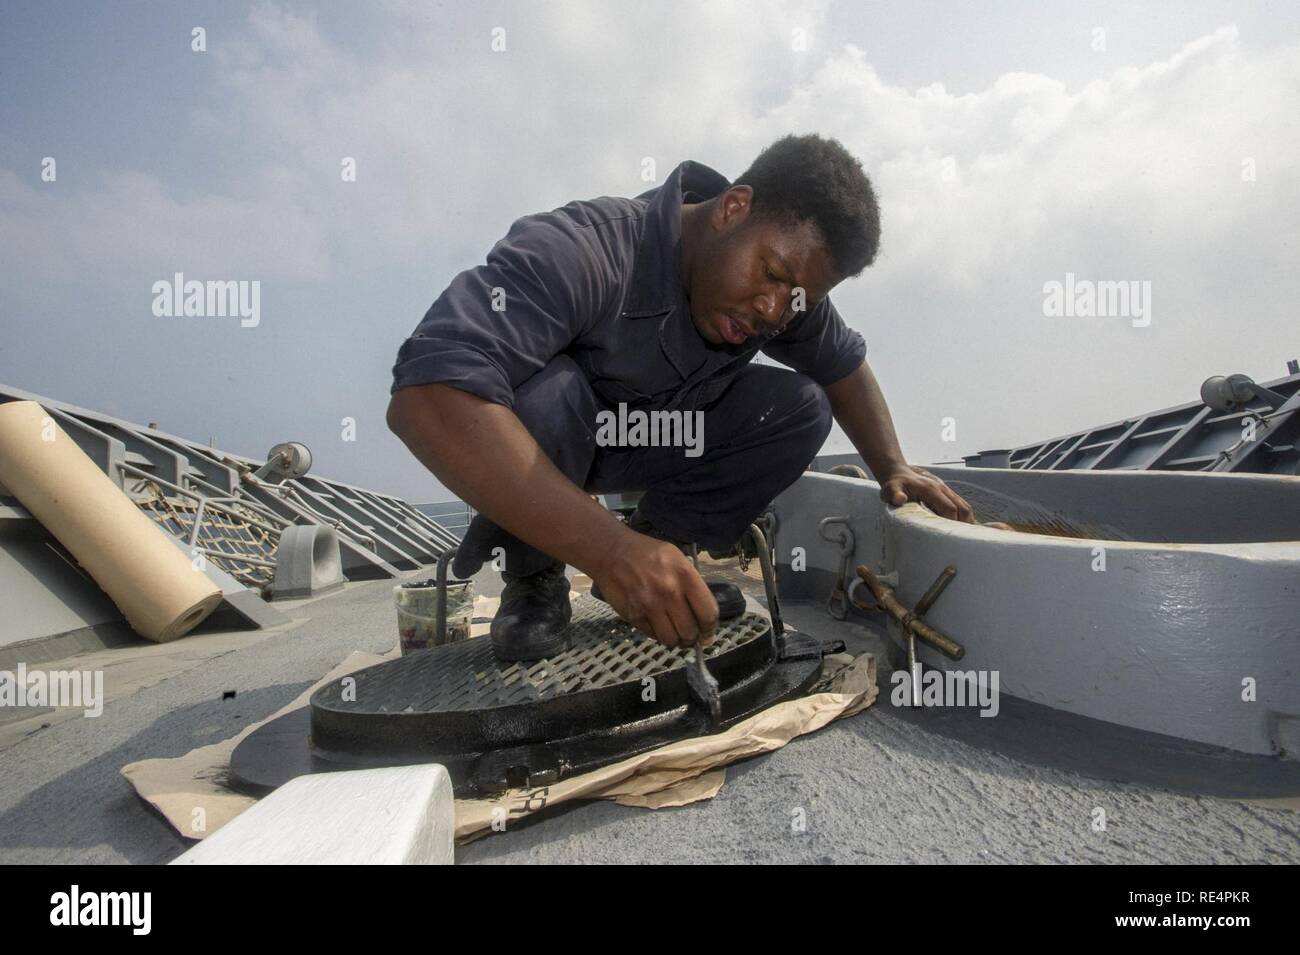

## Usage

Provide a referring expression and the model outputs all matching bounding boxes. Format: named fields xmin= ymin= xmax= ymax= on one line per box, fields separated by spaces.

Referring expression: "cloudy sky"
xmin=2 ymin=0 xmax=1297 ymax=503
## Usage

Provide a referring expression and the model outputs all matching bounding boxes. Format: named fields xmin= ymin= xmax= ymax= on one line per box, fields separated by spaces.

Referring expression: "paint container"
xmin=395 ymin=578 xmax=474 ymax=655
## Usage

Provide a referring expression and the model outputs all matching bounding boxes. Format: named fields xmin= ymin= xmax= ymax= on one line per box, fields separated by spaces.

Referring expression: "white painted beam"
xmin=170 ymin=765 xmax=455 ymax=865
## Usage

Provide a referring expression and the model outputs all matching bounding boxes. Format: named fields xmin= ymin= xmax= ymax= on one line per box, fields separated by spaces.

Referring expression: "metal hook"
xmin=818 ymin=516 xmax=855 ymax=621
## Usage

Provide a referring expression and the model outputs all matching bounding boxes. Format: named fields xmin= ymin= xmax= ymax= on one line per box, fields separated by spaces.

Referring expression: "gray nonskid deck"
xmin=0 ymin=571 xmax=1295 ymax=865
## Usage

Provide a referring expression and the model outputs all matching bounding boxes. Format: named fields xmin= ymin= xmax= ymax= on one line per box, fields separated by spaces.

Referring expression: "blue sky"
xmin=3 ymin=1 xmax=1298 ymax=503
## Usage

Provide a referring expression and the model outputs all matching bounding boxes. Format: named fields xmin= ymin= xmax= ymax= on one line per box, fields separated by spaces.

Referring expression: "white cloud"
xmin=2 ymin=3 xmax=1297 ymax=495
xmin=0 ymin=167 xmax=329 ymax=296
xmin=748 ymin=25 xmax=1299 ymax=458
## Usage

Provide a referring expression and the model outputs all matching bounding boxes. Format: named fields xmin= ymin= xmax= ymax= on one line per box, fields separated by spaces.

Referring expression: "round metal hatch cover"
xmin=314 ymin=596 xmax=772 ymax=714
xmin=230 ymin=596 xmax=825 ymax=797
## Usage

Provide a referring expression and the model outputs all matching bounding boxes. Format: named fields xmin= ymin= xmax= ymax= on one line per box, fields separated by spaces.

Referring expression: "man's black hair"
xmin=733 ymin=134 xmax=881 ymax=278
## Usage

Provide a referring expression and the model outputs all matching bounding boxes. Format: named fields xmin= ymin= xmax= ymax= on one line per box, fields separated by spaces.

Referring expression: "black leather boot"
xmin=490 ymin=562 xmax=573 ymax=662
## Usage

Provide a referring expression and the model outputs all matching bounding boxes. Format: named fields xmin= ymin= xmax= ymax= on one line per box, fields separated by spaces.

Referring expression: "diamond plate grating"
xmin=319 ymin=595 xmax=771 ymax=713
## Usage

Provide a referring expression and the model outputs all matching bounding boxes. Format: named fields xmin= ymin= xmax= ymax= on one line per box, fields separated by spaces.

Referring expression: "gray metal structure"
xmin=962 ymin=368 xmax=1300 ymax=474
xmin=770 ymin=466 xmax=1300 ymax=760
xmin=0 ymin=383 xmax=456 ymax=656
xmin=417 ymin=500 xmax=474 ymax=538
xmin=417 ymin=492 xmax=630 ymax=538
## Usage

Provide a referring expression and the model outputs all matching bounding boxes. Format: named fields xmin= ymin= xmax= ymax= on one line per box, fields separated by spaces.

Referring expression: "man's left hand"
xmin=878 ymin=464 xmax=976 ymax=523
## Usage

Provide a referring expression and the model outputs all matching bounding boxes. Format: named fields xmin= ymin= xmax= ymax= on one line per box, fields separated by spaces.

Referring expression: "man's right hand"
xmin=591 ymin=531 xmax=719 ymax=650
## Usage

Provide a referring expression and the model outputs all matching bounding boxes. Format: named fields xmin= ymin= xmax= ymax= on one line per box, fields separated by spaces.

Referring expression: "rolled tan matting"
xmin=0 ymin=400 xmax=223 ymax=642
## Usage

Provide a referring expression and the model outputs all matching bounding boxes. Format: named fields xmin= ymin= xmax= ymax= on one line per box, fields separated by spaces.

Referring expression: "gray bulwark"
xmin=770 ymin=467 xmax=1300 ymax=761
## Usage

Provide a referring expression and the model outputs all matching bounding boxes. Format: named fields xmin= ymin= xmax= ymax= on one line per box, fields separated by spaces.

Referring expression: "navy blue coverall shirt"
xmin=391 ymin=160 xmax=866 ymax=577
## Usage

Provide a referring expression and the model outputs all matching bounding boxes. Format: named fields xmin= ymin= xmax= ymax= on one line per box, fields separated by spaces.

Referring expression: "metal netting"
xmin=131 ymin=478 xmax=280 ymax=590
